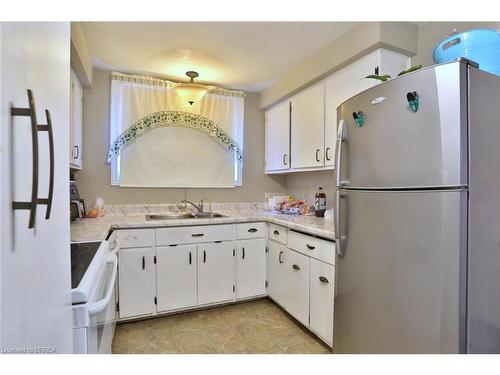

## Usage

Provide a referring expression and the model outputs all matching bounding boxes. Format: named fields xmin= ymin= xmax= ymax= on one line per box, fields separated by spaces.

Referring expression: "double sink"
xmin=145 ymin=212 xmax=227 ymax=221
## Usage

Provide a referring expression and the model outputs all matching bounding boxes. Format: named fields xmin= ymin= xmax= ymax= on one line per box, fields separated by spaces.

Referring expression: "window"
xmin=108 ymin=72 xmax=244 ymax=188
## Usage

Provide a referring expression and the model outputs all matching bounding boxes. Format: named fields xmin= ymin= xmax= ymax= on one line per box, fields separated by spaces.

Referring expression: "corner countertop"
xmin=71 ymin=208 xmax=335 ymax=243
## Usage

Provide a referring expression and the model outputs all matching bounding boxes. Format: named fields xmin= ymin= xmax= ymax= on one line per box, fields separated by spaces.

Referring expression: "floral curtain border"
xmin=111 ymin=72 xmax=246 ymax=98
xmin=107 ymin=110 xmax=243 ymax=165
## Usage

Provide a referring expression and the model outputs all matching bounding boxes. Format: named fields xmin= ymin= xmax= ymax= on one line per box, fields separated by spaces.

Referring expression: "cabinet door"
xmin=325 ymin=50 xmax=410 ymax=166
xmin=156 ymin=245 xmax=197 ymax=312
xmin=309 ymin=258 xmax=335 ymax=346
xmin=236 ymin=238 xmax=267 ymax=299
xmin=197 ymin=242 xmax=235 ymax=305
xmin=290 ymin=83 xmax=325 ymax=169
xmin=283 ymin=249 xmax=310 ymax=326
xmin=268 ymin=241 xmax=287 ymax=307
xmin=265 ymin=100 xmax=290 ymax=172
xmin=118 ymin=247 xmax=156 ymax=318
xmin=70 ymin=70 xmax=83 ymax=169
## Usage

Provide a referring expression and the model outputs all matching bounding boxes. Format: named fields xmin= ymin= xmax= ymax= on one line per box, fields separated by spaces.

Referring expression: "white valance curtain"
xmin=109 ymin=72 xmax=245 ymax=187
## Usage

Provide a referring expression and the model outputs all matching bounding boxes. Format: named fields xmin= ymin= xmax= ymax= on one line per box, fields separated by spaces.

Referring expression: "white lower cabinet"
xmin=268 ymin=241 xmax=287 ymax=307
xmin=197 ymin=242 xmax=235 ymax=305
xmin=236 ymin=238 xmax=267 ymax=299
xmin=118 ymin=247 xmax=156 ymax=319
xmin=309 ymin=258 xmax=335 ymax=346
xmin=156 ymin=244 xmax=197 ymax=312
xmin=283 ymin=249 xmax=310 ymax=327
xmin=268 ymin=227 xmax=336 ymax=347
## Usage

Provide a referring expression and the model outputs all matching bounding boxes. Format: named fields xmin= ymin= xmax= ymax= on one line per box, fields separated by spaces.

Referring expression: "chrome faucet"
xmin=181 ymin=199 xmax=206 ymax=213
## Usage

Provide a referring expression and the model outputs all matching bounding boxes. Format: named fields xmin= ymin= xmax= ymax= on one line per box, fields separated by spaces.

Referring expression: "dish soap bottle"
xmin=315 ymin=187 xmax=326 ymax=217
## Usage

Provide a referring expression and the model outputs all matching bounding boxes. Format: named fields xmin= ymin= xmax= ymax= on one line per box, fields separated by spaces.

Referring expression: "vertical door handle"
xmin=203 ymin=250 xmax=206 ymax=263
xmin=242 ymin=247 xmax=245 ymax=259
xmin=335 ymin=191 xmax=347 ymax=258
xmin=73 ymin=145 xmax=79 ymax=159
xmin=326 ymin=147 xmax=331 ymax=161
xmin=142 ymin=256 xmax=145 ymax=270
xmin=189 ymin=251 xmax=192 ymax=265
xmin=335 ymin=119 xmax=346 ymax=187
xmin=283 ymin=154 xmax=287 ymax=166
xmin=278 ymin=251 xmax=284 ymax=264
xmin=11 ymin=89 xmax=39 ymax=229
xmin=38 ymin=109 xmax=54 ymax=219
xmin=315 ymin=149 xmax=320 ymax=162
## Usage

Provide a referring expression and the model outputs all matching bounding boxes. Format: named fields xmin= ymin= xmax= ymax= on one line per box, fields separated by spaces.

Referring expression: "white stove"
xmin=71 ymin=240 xmax=118 ymax=354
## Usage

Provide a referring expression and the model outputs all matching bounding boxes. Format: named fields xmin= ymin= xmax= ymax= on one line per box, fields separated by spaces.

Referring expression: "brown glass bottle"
xmin=315 ymin=187 xmax=326 ymax=217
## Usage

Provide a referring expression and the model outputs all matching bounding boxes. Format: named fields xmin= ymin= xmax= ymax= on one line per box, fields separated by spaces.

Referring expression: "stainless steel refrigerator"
xmin=333 ymin=59 xmax=500 ymax=353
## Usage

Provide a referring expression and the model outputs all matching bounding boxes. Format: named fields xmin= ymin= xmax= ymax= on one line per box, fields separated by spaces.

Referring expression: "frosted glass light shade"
xmin=174 ymin=83 xmax=209 ymax=105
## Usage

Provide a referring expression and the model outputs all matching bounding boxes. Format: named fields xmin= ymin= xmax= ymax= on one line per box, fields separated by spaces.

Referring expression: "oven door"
xmin=87 ymin=253 xmax=118 ymax=354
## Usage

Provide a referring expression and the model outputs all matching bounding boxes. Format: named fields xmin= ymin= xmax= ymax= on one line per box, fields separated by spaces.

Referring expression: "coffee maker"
xmin=70 ymin=181 xmax=86 ymax=221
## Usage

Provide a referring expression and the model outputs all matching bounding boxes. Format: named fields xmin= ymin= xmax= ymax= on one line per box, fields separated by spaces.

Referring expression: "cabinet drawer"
xmin=115 ymin=229 xmax=155 ymax=248
xmin=287 ymin=230 xmax=335 ymax=266
xmin=236 ymin=222 xmax=267 ymax=239
xmin=268 ymin=224 xmax=287 ymax=244
xmin=156 ymin=224 xmax=236 ymax=246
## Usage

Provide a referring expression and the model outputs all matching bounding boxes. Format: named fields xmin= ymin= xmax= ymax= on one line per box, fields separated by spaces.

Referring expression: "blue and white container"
xmin=433 ymin=28 xmax=500 ymax=76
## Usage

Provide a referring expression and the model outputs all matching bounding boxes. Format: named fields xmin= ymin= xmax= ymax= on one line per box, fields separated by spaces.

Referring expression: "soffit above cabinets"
xmin=78 ymin=22 xmax=359 ymax=93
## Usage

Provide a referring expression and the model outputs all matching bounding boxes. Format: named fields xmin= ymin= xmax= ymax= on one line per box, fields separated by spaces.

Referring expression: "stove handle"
xmin=88 ymin=254 xmax=118 ymax=316
xmin=110 ymin=238 xmax=121 ymax=256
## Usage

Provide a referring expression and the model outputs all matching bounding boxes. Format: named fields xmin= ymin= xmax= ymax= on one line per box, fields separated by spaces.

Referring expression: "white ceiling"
xmin=80 ymin=22 xmax=359 ymax=92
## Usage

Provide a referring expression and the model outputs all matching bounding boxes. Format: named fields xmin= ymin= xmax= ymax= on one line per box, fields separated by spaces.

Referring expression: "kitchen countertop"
xmin=71 ymin=208 xmax=335 ymax=243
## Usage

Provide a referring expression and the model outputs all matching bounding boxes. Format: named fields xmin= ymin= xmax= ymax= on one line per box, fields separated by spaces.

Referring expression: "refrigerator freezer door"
xmin=333 ymin=189 xmax=467 ymax=353
xmin=336 ymin=62 xmax=468 ymax=189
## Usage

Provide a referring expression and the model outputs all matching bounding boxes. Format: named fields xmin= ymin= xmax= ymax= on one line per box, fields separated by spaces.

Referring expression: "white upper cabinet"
xmin=266 ymin=48 xmax=411 ymax=173
xmin=265 ymin=100 xmax=290 ymax=173
xmin=290 ymin=83 xmax=325 ymax=169
xmin=70 ymin=69 xmax=83 ymax=169
xmin=324 ymin=49 xmax=411 ymax=166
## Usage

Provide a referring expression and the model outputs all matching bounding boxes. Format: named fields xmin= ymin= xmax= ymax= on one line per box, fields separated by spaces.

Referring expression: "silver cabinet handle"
xmin=242 ymin=247 xmax=245 ymax=259
xmin=248 ymin=228 xmax=258 ymax=233
xmin=319 ymin=276 xmax=329 ymax=284
xmin=192 ymin=233 xmax=204 ymax=237
xmin=283 ymin=154 xmax=288 ymax=166
xmin=292 ymin=264 xmax=300 ymax=271
xmin=335 ymin=119 xmax=345 ymax=187
xmin=278 ymin=251 xmax=284 ymax=264
xmin=326 ymin=147 xmax=331 ymax=161
xmin=306 ymin=244 xmax=315 ymax=250
xmin=315 ymin=149 xmax=320 ymax=162
xmin=273 ymin=230 xmax=280 ymax=235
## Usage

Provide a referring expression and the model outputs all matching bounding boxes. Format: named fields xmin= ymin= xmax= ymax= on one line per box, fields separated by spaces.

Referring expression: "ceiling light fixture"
xmin=174 ymin=71 xmax=209 ymax=105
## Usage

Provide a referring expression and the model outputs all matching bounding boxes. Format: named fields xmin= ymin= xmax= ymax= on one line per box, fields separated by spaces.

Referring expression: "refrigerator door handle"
xmin=335 ymin=190 xmax=347 ymax=259
xmin=335 ymin=119 xmax=347 ymax=188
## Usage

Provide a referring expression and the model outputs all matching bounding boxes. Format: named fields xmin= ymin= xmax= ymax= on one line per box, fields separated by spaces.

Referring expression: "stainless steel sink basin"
xmin=145 ymin=212 xmax=227 ymax=221
xmin=146 ymin=213 xmax=193 ymax=220
xmin=190 ymin=212 xmax=227 ymax=219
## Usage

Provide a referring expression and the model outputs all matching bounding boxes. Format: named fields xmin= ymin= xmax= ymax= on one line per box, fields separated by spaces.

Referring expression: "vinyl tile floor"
xmin=112 ymin=298 xmax=331 ymax=354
